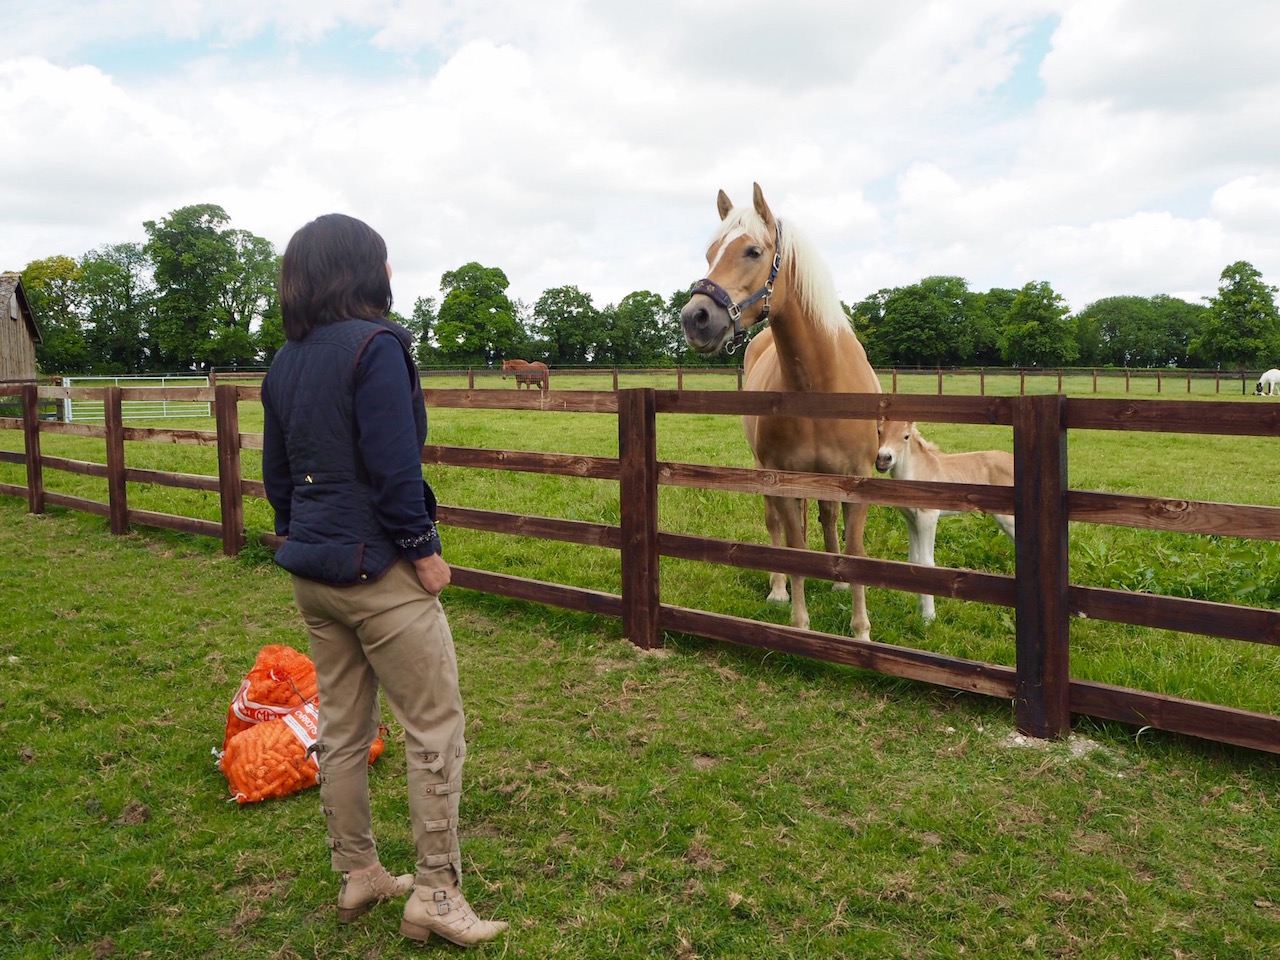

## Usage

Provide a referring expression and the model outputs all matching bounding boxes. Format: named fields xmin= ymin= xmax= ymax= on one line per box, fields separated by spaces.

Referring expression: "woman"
xmin=261 ymin=214 xmax=506 ymax=947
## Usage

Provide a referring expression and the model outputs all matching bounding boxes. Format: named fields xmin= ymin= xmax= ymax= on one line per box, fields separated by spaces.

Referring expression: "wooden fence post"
xmin=1157 ymin=370 xmax=1162 ymax=394
xmin=215 ymin=384 xmax=245 ymax=556
xmin=1092 ymin=369 xmax=1097 ymax=393
xmin=104 ymin=386 xmax=129 ymax=535
xmin=737 ymin=368 xmax=743 ymax=390
xmin=21 ymin=384 xmax=44 ymax=515
xmin=1013 ymin=393 xmax=1070 ymax=739
xmin=468 ymin=368 xmax=475 ymax=390
xmin=892 ymin=368 xmax=898 ymax=393
xmin=1057 ymin=371 xmax=1063 ymax=393
xmin=980 ymin=369 xmax=985 ymax=396
xmin=613 ymin=369 xmax=619 ymax=391
xmin=1020 ymin=370 xmax=1026 ymax=395
xmin=618 ymin=388 xmax=660 ymax=650
xmin=937 ymin=368 xmax=943 ymax=395
xmin=1125 ymin=370 xmax=1131 ymax=392
xmin=678 ymin=368 xmax=684 ymax=392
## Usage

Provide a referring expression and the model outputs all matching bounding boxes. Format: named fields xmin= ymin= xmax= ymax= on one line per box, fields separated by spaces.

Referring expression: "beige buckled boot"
xmin=337 ymin=865 xmax=414 ymax=923
xmin=400 ymin=883 xmax=508 ymax=946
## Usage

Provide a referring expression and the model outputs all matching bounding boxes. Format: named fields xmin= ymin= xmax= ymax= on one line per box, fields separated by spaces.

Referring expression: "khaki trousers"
xmin=293 ymin=559 xmax=466 ymax=887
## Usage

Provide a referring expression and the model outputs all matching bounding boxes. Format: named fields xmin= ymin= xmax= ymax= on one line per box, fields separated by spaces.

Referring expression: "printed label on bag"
xmin=281 ymin=701 xmax=320 ymax=751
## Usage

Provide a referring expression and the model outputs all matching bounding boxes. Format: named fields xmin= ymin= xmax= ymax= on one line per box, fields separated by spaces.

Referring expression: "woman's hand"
xmin=413 ymin=552 xmax=451 ymax=595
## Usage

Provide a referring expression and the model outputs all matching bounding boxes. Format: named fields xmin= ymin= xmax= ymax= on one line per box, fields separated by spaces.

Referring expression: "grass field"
xmin=3 ymin=371 xmax=1280 ymax=956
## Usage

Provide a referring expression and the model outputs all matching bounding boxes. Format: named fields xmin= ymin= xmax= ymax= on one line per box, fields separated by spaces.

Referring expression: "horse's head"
xmin=875 ymin=419 xmax=915 ymax=475
xmin=681 ymin=183 xmax=784 ymax=354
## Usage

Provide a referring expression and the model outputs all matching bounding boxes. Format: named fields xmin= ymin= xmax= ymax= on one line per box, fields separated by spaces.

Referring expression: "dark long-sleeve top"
xmin=262 ymin=325 xmax=440 ymax=574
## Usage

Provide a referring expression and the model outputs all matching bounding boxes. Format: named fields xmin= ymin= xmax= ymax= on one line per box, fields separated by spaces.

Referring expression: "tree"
xmin=533 ymin=285 xmax=598 ymax=366
xmin=209 ymin=230 xmax=278 ymax=368
xmin=999 ymin=281 xmax=1079 ymax=367
xmin=1075 ymin=295 xmax=1207 ymax=368
xmin=144 ymin=204 xmax=236 ymax=370
xmin=876 ymin=276 xmax=977 ymax=367
xmin=598 ymin=291 xmax=669 ymax=366
xmin=1191 ymin=261 xmax=1280 ymax=369
xmin=21 ymin=255 xmax=87 ymax=374
xmin=434 ymin=262 xmax=524 ymax=366
xmin=973 ymin=288 xmax=1016 ymax=365
xmin=79 ymin=243 xmax=153 ymax=374
xmin=848 ymin=289 xmax=891 ymax=366
xmin=407 ymin=296 xmax=439 ymax=366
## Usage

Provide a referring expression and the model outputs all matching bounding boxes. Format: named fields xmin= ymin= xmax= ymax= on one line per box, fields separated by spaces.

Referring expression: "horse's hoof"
xmin=831 ymin=582 xmax=850 ymax=593
xmin=766 ymin=590 xmax=790 ymax=603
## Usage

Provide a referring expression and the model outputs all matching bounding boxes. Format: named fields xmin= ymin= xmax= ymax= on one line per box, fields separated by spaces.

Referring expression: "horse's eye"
xmin=745 ymin=246 xmax=763 ymax=259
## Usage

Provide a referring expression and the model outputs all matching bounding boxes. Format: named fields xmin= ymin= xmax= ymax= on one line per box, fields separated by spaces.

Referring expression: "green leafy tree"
xmin=78 ymin=243 xmax=153 ymax=374
xmin=598 ymin=291 xmax=669 ymax=366
xmin=877 ymin=276 xmax=976 ymax=367
xmin=1190 ymin=261 xmax=1280 ymax=369
xmin=434 ymin=262 xmax=524 ymax=366
xmin=144 ymin=204 xmax=235 ymax=370
xmin=1076 ymin=295 xmax=1208 ymax=368
xmin=973 ymin=288 xmax=1016 ymax=365
xmin=533 ymin=285 xmax=598 ymax=366
xmin=21 ymin=255 xmax=87 ymax=374
xmin=209 ymin=230 xmax=278 ymax=368
xmin=407 ymin=296 xmax=439 ymax=366
xmin=999 ymin=281 xmax=1079 ymax=367
xmin=848 ymin=289 xmax=891 ymax=366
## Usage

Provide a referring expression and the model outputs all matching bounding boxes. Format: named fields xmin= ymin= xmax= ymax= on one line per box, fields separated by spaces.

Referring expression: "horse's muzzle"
xmin=680 ymin=295 xmax=731 ymax=354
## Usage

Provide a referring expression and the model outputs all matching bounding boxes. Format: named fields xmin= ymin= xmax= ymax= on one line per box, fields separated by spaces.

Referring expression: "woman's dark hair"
xmin=279 ymin=213 xmax=393 ymax=340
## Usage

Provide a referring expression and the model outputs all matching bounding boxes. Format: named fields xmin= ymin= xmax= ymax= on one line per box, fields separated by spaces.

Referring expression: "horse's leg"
xmin=820 ymin=500 xmax=849 ymax=592
xmin=909 ymin=508 xmax=939 ymax=623
xmin=778 ymin=496 xmax=810 ymax=631
xmin=842 ymin=501 xmax=871 ymax=641
xmin=763 ymin=496 xmax=790 ymax=603
xmin=993 ymin=513 xmax=1016 ymax=541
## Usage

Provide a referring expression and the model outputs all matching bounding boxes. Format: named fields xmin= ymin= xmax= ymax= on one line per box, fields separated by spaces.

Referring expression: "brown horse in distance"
xmin=502 ymin=358 xmax=549 ymax=391
xmin=680 ymin=183 xmax=882 ymax=640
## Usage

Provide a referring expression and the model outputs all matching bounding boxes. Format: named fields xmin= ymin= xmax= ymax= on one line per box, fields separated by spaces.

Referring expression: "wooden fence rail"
xmin=4 ymin=381 xmax=1280 ymax=755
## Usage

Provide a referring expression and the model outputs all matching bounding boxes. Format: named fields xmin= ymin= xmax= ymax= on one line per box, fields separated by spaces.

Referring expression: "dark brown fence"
xmin=5 ymin=381 xmax=1280 ymax=755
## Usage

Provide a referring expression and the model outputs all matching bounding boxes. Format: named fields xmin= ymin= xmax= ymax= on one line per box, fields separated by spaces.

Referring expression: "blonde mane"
xmin=711 ymin=205 xmax=848 ymax=340
xmin=910 ymin=424 xmax=941 ymax=455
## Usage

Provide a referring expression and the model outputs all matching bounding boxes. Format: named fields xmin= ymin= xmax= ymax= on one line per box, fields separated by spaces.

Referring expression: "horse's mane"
xmin=910 ymin=425 xmax=941 ymax=455
xmin=712 ymin=205 xmax=848 ymax=340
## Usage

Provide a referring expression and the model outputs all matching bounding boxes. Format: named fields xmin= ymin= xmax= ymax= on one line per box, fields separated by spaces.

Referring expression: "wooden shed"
xmin=0 ymin=273 xmax=41 ymax=381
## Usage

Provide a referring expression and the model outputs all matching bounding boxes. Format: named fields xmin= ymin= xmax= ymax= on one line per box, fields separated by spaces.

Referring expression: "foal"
xmin=874 ymin=420 xmax=1015 ymax=622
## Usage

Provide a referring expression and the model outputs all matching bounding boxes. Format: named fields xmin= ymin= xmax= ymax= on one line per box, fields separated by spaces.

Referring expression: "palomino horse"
xmin=874 ymin=420 xmax=1015 ymax=622
xmin=681 ymin=183 xmax=881 ymax=640
xmin=502 ymin=358 xmax=549 ymax=391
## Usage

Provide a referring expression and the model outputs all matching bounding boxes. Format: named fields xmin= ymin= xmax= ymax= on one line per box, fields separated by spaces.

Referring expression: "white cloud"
xmin=2 ymin=1 xmax=1279 ymax=320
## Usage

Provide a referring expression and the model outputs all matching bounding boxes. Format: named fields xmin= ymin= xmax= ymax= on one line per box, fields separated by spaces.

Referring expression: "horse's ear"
xmin=716 ymin=190 xmax=733 ymax=221
xmin=752 ymin=182 xmax=775 ymax=227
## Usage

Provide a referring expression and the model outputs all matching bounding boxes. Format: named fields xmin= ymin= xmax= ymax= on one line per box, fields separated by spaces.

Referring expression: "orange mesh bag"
xmin=220 ymin=701 xmax=387 ymax=804
xmin=222 ymin=644 xmax=319 ymax=750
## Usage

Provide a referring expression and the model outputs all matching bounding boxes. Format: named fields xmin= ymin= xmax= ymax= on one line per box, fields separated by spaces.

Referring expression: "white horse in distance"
xmin=874 ymin=420 xmax=1015 ymax=623
xmin=1256 ymin=369 xmax=1280 ymax=396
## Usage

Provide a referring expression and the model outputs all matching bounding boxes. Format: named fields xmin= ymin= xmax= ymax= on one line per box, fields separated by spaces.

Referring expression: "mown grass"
xmin=3 ymin=496 xmax=1280 ymax=958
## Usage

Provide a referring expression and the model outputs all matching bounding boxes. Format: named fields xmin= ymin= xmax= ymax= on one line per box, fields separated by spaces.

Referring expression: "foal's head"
xmin=874 ymin=419 xmax=917 ymax=475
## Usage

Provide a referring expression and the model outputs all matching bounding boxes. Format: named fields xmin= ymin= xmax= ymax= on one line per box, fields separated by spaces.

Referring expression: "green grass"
xmin=3 ymin=372 xmax=1280 ymax=721
xmin=3 ymin=499 xmax=1280 ymax=958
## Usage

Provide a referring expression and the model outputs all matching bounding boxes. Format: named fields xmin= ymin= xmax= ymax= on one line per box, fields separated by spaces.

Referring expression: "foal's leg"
xmin=819 ymin=500 xmax=849 ymax=592
xmin=843 ymin=501 xmax=871 ymax=642
xmin=909 ymin=508 xmax=940 ymax=623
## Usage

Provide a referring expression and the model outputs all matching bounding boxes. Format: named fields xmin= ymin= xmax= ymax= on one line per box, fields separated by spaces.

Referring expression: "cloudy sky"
xmin=3 ymin=1 xmax=1278 ymax=318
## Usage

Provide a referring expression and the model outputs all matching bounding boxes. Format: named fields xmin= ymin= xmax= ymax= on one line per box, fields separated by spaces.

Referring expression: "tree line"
xmin=14 ymin=203 xmax=1280 ymax=376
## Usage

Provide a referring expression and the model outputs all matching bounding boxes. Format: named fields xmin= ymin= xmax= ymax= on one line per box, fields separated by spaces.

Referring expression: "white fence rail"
xmin=62 ymin=376 xmax=211 ymax=421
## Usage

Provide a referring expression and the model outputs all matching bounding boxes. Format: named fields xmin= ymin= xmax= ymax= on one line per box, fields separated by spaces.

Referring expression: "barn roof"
xmin=0 ymin=273 xmax=42 ymax=345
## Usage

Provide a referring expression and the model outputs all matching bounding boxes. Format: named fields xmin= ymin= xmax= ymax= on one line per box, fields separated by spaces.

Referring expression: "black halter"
xmin=689 ymin=222 xmax=782 ymax=354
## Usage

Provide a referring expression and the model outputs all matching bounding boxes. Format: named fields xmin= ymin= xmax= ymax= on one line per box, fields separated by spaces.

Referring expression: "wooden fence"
xmin=212 ymin=365 xmax=1265 ymax=396
xmin=4 ymin=381 xmax=1280 ymax=755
